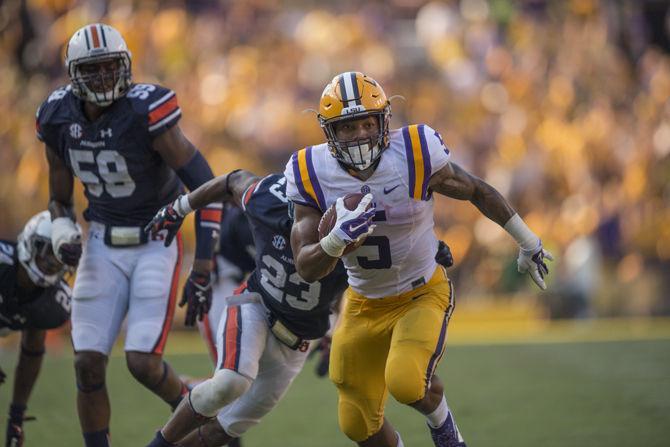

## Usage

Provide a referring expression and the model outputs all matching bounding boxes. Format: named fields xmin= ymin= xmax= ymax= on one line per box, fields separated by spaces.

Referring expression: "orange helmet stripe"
xmin=90 ymin=24 xmax=101 ymax=48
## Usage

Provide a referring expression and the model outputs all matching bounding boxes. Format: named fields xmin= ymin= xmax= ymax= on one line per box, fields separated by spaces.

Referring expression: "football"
xmin=318 ymin=193 xmax=371 ymax=255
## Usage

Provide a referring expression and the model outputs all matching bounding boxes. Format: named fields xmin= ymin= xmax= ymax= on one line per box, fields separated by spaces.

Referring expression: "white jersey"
xmin=284 ymin=124 xmax=451 ymax=298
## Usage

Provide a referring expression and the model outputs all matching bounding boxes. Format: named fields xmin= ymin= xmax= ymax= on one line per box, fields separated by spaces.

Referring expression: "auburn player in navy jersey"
xmin=0 ymin=212 xmax=72 ymax=447
xmin=144 ymin=170 xmax=453 ymax=447
xmin=37 ymin=24 xmax=220 ymax=447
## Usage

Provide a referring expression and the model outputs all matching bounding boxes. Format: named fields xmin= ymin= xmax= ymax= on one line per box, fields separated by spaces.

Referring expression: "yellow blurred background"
xmin=1 ymin=0 xmax=669 ymax=322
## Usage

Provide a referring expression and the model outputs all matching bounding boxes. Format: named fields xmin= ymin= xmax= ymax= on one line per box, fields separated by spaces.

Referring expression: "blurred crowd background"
xmin=1 ymin=0 xmax=669 ymax=319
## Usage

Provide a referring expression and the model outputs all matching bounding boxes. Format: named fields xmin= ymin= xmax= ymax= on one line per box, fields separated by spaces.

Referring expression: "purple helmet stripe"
xmin=349 ymin=72 xmax=361 ymax=105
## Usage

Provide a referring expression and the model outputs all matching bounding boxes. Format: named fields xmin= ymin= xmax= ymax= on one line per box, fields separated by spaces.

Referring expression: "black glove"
xmin=435 ymin=240 xmax=453 ymax=268
xmin=180 ymin=270 xmax=213 ymax=326
xmin=0 ymin=367 xmax=5 ymax=386
xmin=144 ymin=200 xmax=185 ymax=247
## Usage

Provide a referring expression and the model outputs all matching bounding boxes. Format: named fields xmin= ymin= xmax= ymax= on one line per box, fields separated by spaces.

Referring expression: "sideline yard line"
xmin=447 ymin=316 xmax=670 ymax=346
xmin=2 ymin=318 xmax=669 ymax=359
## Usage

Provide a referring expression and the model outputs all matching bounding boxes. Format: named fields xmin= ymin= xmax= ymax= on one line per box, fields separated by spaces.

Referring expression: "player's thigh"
xmin=71 ymin=238 xmax=130 ymax=354
xmin=215 ymin=299 xmax=269 ymax=380
xmin=125 ymin=240 xmax=181 ymax=353
xmin=217 ymin=334 xmax=308 ymax=437
xmin=386 ymin=280 xmax=454 ymax=404
xmin=330 ymin=291 xmax=392 ymax=440
xmin=200 ymin=275 xmax=240 ymax=357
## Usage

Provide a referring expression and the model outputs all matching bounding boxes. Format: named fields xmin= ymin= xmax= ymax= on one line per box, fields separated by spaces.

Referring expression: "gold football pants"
xmin=329 ymin=267 xmax=454 ymax=442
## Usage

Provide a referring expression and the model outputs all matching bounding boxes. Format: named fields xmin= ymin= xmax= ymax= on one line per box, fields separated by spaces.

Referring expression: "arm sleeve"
xmin=175 ymin=151 xmax=219 ymax=261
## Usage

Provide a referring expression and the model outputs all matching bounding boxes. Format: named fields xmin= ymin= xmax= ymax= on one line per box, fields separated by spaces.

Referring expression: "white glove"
xmin=51 ymin=217 xmax=82 ymax=267
xmin=320 ymin=193 xmax=376 ymax=258
xmin=517 ymin=241 xmax=554 ymax=290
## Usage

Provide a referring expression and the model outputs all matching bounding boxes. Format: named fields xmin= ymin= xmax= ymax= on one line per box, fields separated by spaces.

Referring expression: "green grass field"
xmin=1 ymin=325 xmax=669 ymax=446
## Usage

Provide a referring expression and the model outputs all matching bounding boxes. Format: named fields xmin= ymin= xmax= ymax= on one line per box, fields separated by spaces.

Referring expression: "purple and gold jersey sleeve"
xmin=401 ymin=124 xmax=451 ymax=201
xmin=283 ymin=147 xmax=327 ymax=212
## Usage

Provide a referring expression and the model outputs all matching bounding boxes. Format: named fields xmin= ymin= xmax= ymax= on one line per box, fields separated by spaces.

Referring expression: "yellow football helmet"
xmin=318 ymin=72 xmax=391 ymax=171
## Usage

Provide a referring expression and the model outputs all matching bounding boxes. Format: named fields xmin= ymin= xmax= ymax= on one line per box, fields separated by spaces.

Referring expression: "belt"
xmin=103 ymin=225 xmax=148 ymax=247
xmin=268 ymin=313 xmax=309 ymax=351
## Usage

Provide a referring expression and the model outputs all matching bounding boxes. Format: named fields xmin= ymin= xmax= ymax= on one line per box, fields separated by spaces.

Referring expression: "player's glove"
xmin=144 ymin=195 xmax=192 ymax=247
xmin=51 ymin=217 xmax=82 ymax=268
xmin=517 ymin=241 xmax=554 ymax=290
xmin=320 ymin=194 xmax=376 ymax=258
xmin=180 ymin=270 xmax=213 ymax=326
xmin=435 ymin=240 xmax=453 ymax=268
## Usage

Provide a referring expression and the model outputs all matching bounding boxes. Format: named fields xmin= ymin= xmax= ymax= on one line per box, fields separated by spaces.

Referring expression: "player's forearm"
xmin=294 ymin=243 xmax=339 ymax=283
xmin=48 ymin=199 xmax=76 ymax=220
xmin=469 ymin=179 xmax=516 ymax=227
xmin=186 ymin=170 xmax=259 ymax=210
xmin=12 ymin=331 xmax=46 ymax=406
xmin=187 ymin=176 xmax=232 ymax=210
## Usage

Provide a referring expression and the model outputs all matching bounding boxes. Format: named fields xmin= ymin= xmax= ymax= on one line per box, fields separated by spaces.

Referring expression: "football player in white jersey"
xmin=285 ymin=72 xmax=553 ymax=447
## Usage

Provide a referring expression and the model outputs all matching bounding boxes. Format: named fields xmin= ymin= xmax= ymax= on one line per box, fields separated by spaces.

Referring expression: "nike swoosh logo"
xmin=383 ymin=184 xmax=400 ymax=194
xmin=348 ymin=222 xmax=367 ymax=233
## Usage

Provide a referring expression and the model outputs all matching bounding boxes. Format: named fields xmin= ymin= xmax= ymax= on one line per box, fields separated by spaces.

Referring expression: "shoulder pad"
xmin=401 ymin=124 xmax=451 ymax=201
xmin=36 ymin=86 xmax=73 ymax=142
xmin=243 ymin=175 xmax=292 ymax=233
xmin=126 ymin=83 xmax=182 ymax=136
xmin=243 ymin=174 xmax=288 ymax=209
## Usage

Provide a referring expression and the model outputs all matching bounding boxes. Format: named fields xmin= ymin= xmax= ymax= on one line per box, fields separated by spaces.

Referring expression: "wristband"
xmin=320 ymin=232 xmax=346 ymax=258
xmin=174 ymin=195 xmax=193 ymax=217
xmin=503 ymin=214 xmax=540 ymax=252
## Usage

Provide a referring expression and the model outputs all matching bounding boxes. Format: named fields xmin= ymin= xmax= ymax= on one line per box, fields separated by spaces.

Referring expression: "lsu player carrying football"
xmin=286 ymin=72 xmax=553 ymax=447
xmin=37 ymin=24 xmax=220 ymax=447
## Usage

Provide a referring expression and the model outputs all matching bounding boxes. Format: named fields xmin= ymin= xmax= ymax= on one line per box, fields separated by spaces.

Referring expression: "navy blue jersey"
xmin=244 ymin=174 xmax=348 ymax=339
xmin=0 ymin=240 xmax=71 ymax=331
xmin=36 ymin=83 xmax=183 ymax=226
xmin=218 ymin=204 xmax=256 ymax=281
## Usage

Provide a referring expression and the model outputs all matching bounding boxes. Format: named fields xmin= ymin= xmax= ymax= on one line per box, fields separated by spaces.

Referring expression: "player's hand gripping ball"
xmin=318 ymin=193 xmax=375 ymax=255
